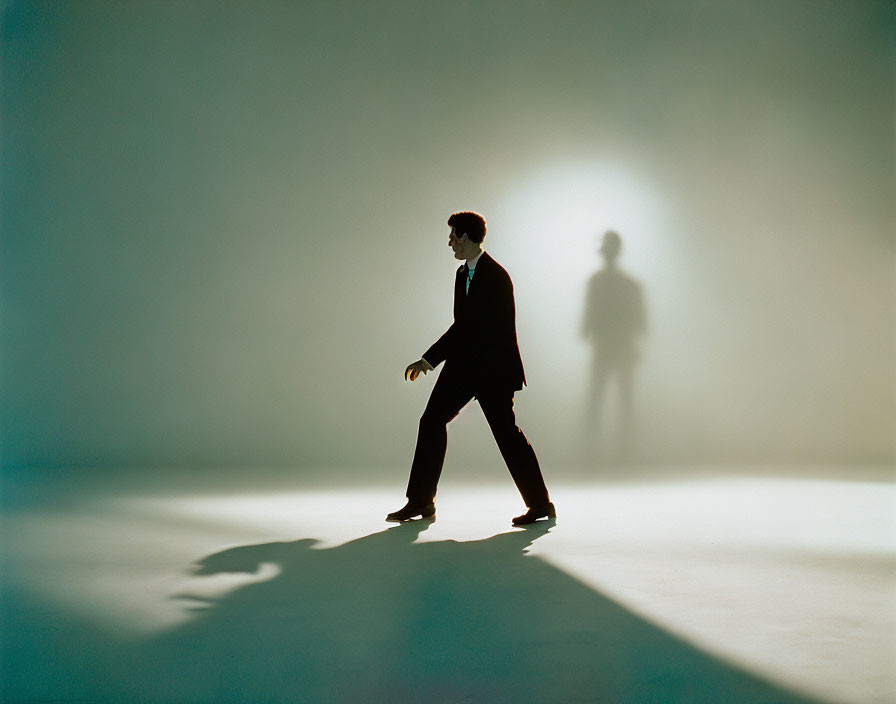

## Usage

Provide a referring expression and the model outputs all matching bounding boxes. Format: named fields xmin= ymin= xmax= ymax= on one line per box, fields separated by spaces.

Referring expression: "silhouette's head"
xmin=192 ymin=539 xmax=318 ymax=576
xmin=600 ymin=230 xmax=622 ymax=262
xmin=448 ymin=211 xmax=486 ymax=261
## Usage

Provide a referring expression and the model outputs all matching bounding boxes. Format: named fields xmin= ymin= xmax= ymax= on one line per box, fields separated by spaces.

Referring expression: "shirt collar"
xmin=466 ymin=249 xmax=485 ymax=270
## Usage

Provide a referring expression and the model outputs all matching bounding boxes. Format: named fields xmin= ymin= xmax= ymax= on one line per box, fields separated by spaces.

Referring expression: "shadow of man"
xmin=122 ymin=520 xmax=820 ymax=704
xmin=582 ymin=230 xmax=647 ymax=465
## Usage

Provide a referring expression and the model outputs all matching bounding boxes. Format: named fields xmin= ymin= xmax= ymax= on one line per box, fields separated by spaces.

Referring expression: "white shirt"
xmin=466 ymin=249 xmax=485 ymax=270
xmin=465 ymin=249 xmax=484 ymax=293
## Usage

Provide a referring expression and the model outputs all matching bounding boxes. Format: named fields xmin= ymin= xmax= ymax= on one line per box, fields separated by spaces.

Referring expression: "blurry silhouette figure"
xmin=582 ymin=230 xmax=646 ymax=463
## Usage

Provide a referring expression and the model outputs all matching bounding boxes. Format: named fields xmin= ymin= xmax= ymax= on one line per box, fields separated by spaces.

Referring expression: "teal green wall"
xmin=3 ymin=1 xmax=893 ymax=470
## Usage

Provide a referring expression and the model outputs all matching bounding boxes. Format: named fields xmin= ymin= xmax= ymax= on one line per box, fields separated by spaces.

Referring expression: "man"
xmin=387 ymin=211 xmax=555 ymax=525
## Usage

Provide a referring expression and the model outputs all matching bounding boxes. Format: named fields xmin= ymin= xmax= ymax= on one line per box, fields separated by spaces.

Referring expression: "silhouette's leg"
xmin=406 ymin=369 xmax=474 ymax=504
xmin=586 ymin=354 xmax=610 ymax=457
xmin=585 ymin=353 xmax=601 ymax=425
xmin=478 ymin=391 xmax=550 ymax=508
xmin=618 ymin=362 xmax=635 ymax=459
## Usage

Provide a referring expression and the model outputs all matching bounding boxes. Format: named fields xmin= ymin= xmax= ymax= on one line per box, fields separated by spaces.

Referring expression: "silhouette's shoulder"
xmin=619 ymin=271 xmax=642 ymax=291
xmin=594 ymin=268 xmax=641 ymax=290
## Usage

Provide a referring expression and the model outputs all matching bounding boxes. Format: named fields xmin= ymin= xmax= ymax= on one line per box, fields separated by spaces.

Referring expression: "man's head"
xmin=448 ymin=211 xmax=486 ymax=261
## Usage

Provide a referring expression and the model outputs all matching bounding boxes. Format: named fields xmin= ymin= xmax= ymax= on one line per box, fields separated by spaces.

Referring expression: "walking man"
xmin=387 ymin=212 xmax=555 ymax=525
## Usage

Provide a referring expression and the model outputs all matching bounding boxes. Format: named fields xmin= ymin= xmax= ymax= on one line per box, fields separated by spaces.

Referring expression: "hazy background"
xmin=3 ymin=0 xmax=894 ymax=480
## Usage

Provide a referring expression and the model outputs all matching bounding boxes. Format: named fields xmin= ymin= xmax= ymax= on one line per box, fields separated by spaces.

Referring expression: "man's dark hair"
xmin=448 ymin=211 xmax=487 ymax=243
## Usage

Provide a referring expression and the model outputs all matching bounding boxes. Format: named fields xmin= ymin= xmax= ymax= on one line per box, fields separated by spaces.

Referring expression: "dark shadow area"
xmin=582 ymin=230 xmax=647 ymax=465
xmin=2 ymin=520 xmax=822 ymax=703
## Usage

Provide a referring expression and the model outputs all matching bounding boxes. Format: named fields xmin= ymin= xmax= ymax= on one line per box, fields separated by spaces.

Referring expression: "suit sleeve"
xmin=421 ymin=266 xmax=464 ymax=368
xmin=494 ymin=271 xmax=516 ymax=339
xmin=422 ymin=323 xmax=457 ymax=368
xmin=488 ymin=266 xmax=526 ymax=389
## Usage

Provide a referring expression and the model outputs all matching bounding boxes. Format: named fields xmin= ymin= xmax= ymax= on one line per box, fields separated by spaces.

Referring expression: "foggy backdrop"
xmin=3 ymin=0 xmax=894 ymax=480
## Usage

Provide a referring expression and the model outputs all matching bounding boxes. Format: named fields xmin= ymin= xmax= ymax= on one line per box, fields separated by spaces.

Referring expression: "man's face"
xmin=448 ymin=226 xmax=467 ymax=260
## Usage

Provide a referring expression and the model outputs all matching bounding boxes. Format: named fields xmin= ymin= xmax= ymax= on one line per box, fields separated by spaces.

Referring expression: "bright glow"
xmin=497 ymin=159 xmax=667 ymax=281
xmin=493 ymin=160 xmax=669 ymax=402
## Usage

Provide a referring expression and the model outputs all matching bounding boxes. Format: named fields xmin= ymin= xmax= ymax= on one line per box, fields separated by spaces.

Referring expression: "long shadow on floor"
xmin=4 ymin=520 xmax=821 ymax=703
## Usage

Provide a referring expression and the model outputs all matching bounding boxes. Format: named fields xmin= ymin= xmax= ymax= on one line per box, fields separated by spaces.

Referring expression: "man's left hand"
xmin=405 ymin=358 xmax=433 ymax=381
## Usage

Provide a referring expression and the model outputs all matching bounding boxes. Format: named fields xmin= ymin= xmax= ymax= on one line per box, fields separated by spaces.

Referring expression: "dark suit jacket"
xmin=423 ymin=252 xmax=527 ymax=392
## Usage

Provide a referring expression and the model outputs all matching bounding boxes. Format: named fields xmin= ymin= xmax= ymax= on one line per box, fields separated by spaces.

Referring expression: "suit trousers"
xmin=406 ymin=367 xmax=550 ymax=508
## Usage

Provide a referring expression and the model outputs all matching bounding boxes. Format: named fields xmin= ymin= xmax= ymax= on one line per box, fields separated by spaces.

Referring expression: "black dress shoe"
xmin=386 ymin=501 xmax=435 ymax=522
xmin=512 ymin=502 xmax=556 ymax=525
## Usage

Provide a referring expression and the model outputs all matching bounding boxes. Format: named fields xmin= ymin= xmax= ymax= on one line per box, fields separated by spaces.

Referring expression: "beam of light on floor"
xmin=2 ymin=475 xmax=893 ymax=703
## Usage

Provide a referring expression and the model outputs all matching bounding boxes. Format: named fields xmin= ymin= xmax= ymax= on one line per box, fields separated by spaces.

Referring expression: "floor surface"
xmin=2 ymin=471 xmax=893 ymax=703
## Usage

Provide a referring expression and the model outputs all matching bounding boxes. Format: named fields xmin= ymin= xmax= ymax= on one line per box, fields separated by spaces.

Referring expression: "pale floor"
xmin=2 ymin=472 xmax=894 ymax=703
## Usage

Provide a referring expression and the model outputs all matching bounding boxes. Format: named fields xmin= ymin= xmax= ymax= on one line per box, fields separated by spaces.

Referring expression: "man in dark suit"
xmin=387 ymin=212 xmax=555 ymax=525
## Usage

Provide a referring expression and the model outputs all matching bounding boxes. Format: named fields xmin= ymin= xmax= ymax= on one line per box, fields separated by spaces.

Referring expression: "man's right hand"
xmin=405 ymin=358 xmax=433 ymax=381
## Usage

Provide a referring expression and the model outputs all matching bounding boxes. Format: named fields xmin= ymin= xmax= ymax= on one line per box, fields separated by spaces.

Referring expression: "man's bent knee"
xmin=419 ymin=410 xmax=453 ymax=430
